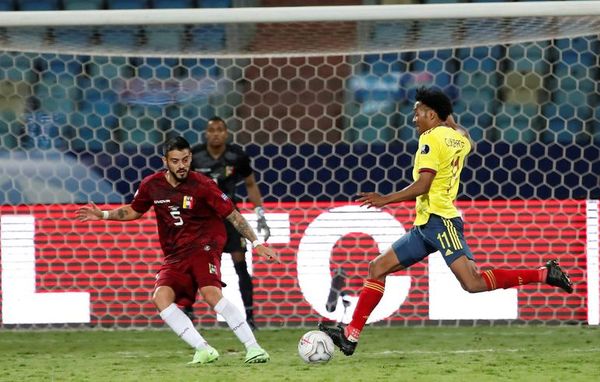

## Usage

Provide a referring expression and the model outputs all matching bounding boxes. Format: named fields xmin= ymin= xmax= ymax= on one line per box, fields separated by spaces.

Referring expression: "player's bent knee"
xmin=460 ymin=282 xmax=476 ymax=293
xmin=460 ymin=279 xmax=487 ymax=293
xmin=367 ymin=260 xmax=386 ymax=281
xmin=152 ymin=286 xmax=176 ymax=310
xmin=200 ymin=286 xmax=223 ymax=308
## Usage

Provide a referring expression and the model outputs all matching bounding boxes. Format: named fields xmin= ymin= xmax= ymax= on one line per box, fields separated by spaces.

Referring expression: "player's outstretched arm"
xmin=226 ymin=209 xmax=280 ymax=262
xmin=357 ymin=171 xmax=435 ymax=208
xmin=76 ymin=202 xmax=143 ymax=222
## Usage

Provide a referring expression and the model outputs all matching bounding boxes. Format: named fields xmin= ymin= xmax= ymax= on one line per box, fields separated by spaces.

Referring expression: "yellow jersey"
xmin=413 ymin=126 xmax=471 ymax=226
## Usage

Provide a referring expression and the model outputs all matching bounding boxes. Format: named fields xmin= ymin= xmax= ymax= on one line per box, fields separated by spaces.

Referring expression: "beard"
xmin=169 ymin=168 xmax=189 ymax=182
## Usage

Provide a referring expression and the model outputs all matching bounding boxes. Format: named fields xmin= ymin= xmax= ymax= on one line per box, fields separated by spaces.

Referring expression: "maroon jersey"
xmin=131 ymin=171 xmax=235 ymax=263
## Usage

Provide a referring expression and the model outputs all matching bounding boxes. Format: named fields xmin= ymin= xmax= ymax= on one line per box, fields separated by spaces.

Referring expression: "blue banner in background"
xmin=4 ymin=141 xmax=592 ymax=205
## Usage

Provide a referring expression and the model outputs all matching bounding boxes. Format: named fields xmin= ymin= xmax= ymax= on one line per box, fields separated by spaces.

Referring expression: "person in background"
xmin=191 ymin=116 xmax=271 ymax=331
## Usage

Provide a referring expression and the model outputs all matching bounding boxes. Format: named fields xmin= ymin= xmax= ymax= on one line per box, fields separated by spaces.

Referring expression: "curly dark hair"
xmin=415 ymin=87 xmax=453 ymax=121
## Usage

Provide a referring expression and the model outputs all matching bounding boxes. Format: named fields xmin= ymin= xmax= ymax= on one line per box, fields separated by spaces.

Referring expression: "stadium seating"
xmin=0 ymin=0 xmax=596 ymax=201
xmin=1 ymin=0 xmax=584 ymax=11
xmin=18 ymin=0 xmax=59 ymax=10
xmin=63 ymin=0 xmax=104 ymax=10
xmin=200 ymin=0 xmax=231 ymax=8
xmin=0 ymin=0 xmax=14 ymax=10
xmin=152 ymin=0 xmax=195 ymax=8
xmin=106 ymin=0 xmax=148 ymax=9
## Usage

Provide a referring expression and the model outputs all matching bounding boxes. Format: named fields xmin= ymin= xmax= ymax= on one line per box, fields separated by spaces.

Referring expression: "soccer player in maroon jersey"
xmin=76 ymin=136 xmax=277 ymax=365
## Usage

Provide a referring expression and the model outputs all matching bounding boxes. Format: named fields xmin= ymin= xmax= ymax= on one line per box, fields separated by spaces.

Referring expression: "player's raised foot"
xmin=188 ymin=346 xmax=219 ymax=365
xmin=244 ymin=347 xmax=270 ymax=364
xmin=545 ymin=259 xmax=573 ymax=293
xmin=318 ymin=323 xmax=357 ymax=356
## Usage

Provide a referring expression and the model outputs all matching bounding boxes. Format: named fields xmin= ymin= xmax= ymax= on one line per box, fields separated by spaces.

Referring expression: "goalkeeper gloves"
xmin=255 ymin=206 xmax=271 ymax=241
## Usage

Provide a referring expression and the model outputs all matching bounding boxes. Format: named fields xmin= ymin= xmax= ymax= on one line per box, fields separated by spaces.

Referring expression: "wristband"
xmin=251 ymin=240 xmax=263 ymax=249
xmin=102 ymin=210 xmax=109 ymax=220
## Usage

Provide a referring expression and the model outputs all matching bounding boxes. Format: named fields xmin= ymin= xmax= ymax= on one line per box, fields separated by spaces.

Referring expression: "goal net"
xmin=0 ymin=2 xmax=598 ymax=328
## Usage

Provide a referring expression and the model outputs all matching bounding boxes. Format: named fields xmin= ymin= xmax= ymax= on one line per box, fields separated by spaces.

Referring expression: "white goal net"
xmin=0 ymin=2 xmax=598 ymax=328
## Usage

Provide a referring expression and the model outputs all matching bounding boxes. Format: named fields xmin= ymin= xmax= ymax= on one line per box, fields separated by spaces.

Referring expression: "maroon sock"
xmin=481 ymin=268 xmax=546 ymax=290
xmin=345 ymin=279 xmax=385 ymax=341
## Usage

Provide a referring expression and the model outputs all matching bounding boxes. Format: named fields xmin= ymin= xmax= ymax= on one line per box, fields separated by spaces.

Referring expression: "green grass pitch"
xmin=0 ymin=326 xmax=598 ymax=381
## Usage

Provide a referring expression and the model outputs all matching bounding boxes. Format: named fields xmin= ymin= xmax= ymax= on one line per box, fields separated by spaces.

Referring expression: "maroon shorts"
xmin=155 ymin=247 xmax=225 ymax=308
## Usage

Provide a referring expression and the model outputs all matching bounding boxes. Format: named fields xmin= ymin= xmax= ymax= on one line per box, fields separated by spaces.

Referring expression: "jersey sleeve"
xmin=202 ymin=177 xmax=236 ymax=218
xmin=416 ymin=132 xmax=442 ymax=174
xmin=130 ymin=179 xmax=153 ymax=214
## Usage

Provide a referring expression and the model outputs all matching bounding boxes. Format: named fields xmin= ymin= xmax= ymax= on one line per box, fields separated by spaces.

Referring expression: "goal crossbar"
xmin=1 ymin=2 xmax=600 ymax=27
xmin=0 ymin=2 xmax=599 ymax=57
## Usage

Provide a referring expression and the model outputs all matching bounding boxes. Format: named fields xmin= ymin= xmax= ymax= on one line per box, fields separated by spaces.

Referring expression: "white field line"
xmin=376 ymin=347 xmax=600 ymax=355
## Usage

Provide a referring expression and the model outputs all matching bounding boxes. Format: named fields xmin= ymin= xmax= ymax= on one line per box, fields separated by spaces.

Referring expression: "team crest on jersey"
xmin=209 ymin=263 xmax=217 ymax=274
xmin=225 ymin=166 xmax=234 ymax=177
xmin=182 ymin=195 xmax=194 ymax=209
xmin=420 ymin=144 xmax=430 ymax=154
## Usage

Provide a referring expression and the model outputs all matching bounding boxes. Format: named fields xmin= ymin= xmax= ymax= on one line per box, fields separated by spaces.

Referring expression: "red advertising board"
xmin=0 ymin=200 xmax=588 ymax=327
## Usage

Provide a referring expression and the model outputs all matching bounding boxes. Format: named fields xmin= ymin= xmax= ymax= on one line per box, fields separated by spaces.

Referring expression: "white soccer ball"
xmin=298 ymin=330 xmax=335 ymax=364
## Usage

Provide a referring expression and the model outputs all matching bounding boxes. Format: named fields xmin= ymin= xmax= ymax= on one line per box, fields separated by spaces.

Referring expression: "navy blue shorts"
xmin=392 ymin=214 xmax=473 ymax=268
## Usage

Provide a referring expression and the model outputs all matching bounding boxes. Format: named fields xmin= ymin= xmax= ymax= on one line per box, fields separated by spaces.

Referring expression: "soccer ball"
xmin=298 ymin=330 xmax=334 ymax=363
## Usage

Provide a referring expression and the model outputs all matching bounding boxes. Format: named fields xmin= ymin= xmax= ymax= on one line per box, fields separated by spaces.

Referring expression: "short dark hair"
xmin=415 ymin=87 xmax=453 ymax=121
xmin=208 ymin=116 xmax=226 ymax=126
xmin=163 ymin=136 xmax=190 ymax=156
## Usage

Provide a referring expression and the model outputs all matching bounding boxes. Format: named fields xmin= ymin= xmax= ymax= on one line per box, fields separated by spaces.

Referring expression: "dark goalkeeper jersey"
xmin=191 ymin=143 xmax=253 ymax=204
xmin=130 ymin=171 xmax=235 ymax=263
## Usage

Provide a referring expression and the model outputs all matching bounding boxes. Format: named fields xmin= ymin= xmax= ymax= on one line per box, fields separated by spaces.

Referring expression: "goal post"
xmin=0 ymin=2 xmax=598 ymax=328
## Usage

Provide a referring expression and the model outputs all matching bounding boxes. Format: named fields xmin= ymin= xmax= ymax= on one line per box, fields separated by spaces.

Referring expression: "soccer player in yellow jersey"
xmin=319 ymin=87 xmax=573 ymax=356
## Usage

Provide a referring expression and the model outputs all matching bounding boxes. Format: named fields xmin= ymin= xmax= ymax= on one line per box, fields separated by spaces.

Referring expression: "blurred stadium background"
xmin=0 ymin=0 xmax=598 ymax=332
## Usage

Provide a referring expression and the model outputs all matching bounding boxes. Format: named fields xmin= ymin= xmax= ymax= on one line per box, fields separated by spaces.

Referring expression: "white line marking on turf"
xmin=376 ymin=348 xmax=600 ymax=355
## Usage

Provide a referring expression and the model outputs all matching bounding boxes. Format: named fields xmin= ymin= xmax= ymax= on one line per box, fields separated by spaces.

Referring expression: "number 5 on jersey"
xmin=169 ymin=208 xmax=184 ymax=226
